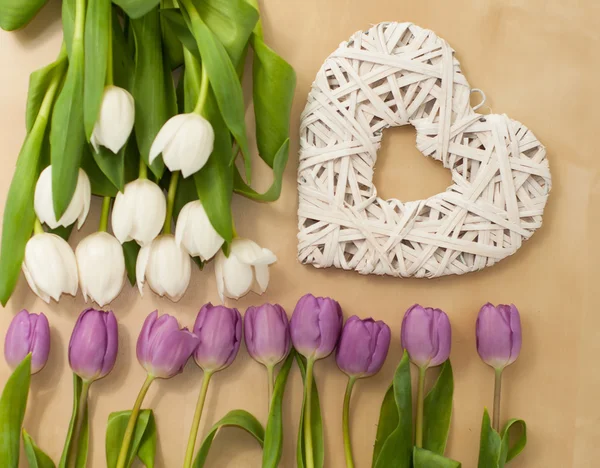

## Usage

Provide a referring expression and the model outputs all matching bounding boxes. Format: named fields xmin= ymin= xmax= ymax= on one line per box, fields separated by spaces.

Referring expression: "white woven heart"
xmin=298 ymin=22 xmax=552 ymax=278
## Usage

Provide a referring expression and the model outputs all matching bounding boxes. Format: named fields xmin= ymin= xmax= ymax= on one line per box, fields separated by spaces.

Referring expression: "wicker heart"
xmin=298 ymin=22 xmax=551 ymax=278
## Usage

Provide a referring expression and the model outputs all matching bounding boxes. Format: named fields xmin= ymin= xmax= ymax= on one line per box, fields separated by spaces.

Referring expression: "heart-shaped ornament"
xmin=298 ymin=22 xmax=551 ymax=278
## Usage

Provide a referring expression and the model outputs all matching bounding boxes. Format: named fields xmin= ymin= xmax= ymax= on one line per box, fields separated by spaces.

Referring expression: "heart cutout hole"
xmin=374 ymin=126 xmax=452 ymax=202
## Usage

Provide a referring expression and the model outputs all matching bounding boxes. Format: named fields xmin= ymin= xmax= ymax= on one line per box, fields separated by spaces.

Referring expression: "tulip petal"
xmin=76 ymin=169 xmax=92 ymax=229
xmin=112 ymin=187 xmax=135 ymax=244
xmin=253 ymin=264 xmax=270 ymax=294
xmin=231 ymin=238 xmax=277 ymax=265
xmin=222 ymin=254 xmax=253 ymax=299
xmin=149 ymin=114 xmax=189 ymax=164
xmin=215 ymin=251 xmax=226 ymax=302
xmin=93 ymin=86 xmax=135 ymax=153
xmin=22 ymin=261 xmax=50 ymax=303
xmin=131 ymin=180 xmax=166 ymax=246
xmin=136 ymin=244 xmax=151 ymax=296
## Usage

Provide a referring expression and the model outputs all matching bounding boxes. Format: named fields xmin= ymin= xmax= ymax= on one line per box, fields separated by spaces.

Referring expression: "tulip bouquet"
xmin=0 ymin=0 xmax=295 ymax=306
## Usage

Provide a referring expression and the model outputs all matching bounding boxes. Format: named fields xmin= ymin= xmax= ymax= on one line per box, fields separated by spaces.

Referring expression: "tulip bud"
xmin=336 ymin=316 xmax=391 ymax=379
xmin=136 ymin=234 xmax=192 ymax=302
xmin=137 ymin=310 xmax=199 ymax=379
xmin=91 ymin=86 xmax=135 ymax=154
xmin=4 ymin=310 xmax=50 ymax=374
xmin=290 ymin=293 xmax=343 ymax=361
xmin=244 ymin=303 xmax=291 ymax=368
xmin=22 ymin=233 xmax=78 ymax=303
xmin=193 ymin=303 xmax=242 ymax=373
xmin=401 ymin=304 xmax=451 ymax=369
xmin=215 ymin=238 xmax=277 ymax=301
xmin=476 ymin=303 xmax=522 ymax=370
xmin=111 ymin=179 xmax=167 ymax=246
xmin=34 ymin=166 xmax=91 ymax=229
xmin=175 ymin=201 xmax=224 ymax=261
xmin=149 ymin=113 xmax=215 ymax=177
xmin=69 ymin=308 xmax=118 ymax=382
xmin=75 ymin=232 xmax=126 ymax=307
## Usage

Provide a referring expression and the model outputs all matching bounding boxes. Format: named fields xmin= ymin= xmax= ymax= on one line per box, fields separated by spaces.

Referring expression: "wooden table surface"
xmin=0 ymin=0 xmax=597 ymax=466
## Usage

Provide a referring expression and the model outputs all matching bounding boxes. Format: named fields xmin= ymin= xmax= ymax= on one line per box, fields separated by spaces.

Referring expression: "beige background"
xmin=0 ymin=0 xmax=597 ymax=466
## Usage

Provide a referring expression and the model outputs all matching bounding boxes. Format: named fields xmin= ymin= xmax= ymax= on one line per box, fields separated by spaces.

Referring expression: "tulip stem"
xmin=163 ymin=171 xmax=180 ymax=235
xmin=342 ymin=377 xmax=357 ymax=468
xmin=304 ymin=358 xmax=315 ymax=468
xmin=193 ymin=64 xmax=210 ymax=117
xmin=493 ymin=368 xmax=503 ymax=432
xmin=67 ymin=380 xmax=91 ymax=468
xmin=33 ymin=218 xmax=44 ymax=235
xmin=267 ymin=364 xmax=275 ymax=410
xmin=139 ymin=159 xmax=148 ymax=179
xmin=98 ymin=196 xmax=111 ymax=232
xmin=106 ymin=15 xmax=113 ymax=86
xmin=116 ymin=375 xmax=154 ymax=468
xmin=415 ymin=366 xmax=426 ymax=448
xmin=183 ymin=371 xmax=213 ymax=468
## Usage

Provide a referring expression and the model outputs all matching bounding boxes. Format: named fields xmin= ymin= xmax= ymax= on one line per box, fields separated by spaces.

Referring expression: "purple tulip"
xmin=193 ymin=303 xmax=242 ymax=373
xmin=290 ymin=293 xmax=343 ymax=360
xmin=401 ymin=304 xmax=451 ymax=368
xmin=69 ymin=308 xmax=118 ymax=382
xmin=476 ymin=303 xmax=522 ymax=370
xmin=137 ymin=310 xmax=199 ymax=379
xmin=336 ymin=316 xmax=391 ymax=378
xmin=245 ymin=303 xmax=291 ymax=368
xmin=4 ymin=310 xmax=50 ymax=374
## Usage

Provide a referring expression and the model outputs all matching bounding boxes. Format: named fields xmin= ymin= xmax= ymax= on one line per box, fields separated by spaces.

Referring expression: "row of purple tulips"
xmin=4 ymin=295 xmax=521 ymax=466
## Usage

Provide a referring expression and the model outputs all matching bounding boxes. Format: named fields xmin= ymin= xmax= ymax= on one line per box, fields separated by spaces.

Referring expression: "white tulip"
xmin=34 ymin=166 xmax=91 ymax=229
xmin=215 ymin=238 xmax=277 ymax=302
xmin=175 ymin=200 xmax=224 ymax=261
xmin=75 ymin=232 xmax=126 ymax=307
xmin=136 ymin=234 xmax=191 ymax=302
xmin=149 ymin=113 xmax=214 ymax=177
xmin=22 ymin=233 xmax=78 ymax=303
xmin=91 ymin=85 xmax=135 ymax=154
xmin=111 ymin=179 xmax=166 ymax=246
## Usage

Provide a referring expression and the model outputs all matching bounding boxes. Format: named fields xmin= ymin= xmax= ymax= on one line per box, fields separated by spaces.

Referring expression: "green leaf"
xmin=51 ymin=16 xmax=86 ymax=218
xmin=112 ymin=0 xmax=160 ymax=19
xmin=48 ymin=224 xmax=75 ymax=242
xmin=373 ymin=351 xmax=412 ymax=468
xmin=160 ymin=10 xmax=199 ymax=62
xmin=413 ymin=447 xmax=461 ymax=468
xmin=423 ymin=360 xmax=454 ymax=455
xmin=233 ymin=139 xmax=289 ymax=202
xmin=250 ymin=35 xmax=296 ymax=168
xmin=23 ymin=430 xmax=56 ymax=468
xmin=0 ymin=59 xmax=64 ymax=305
xmin=130 ymin=7 xmax=176 ymax=179
xmin=501 ymin=419 xmax=527 ymax=463
xmin=58 ymin=375 xmax=89 ymax=468
xmin=263 ymin=352 xmax=294 ymax=468
xmin=194 ymin=0 xmax=258 ymax=66
xmin=123 ymin=241 xmax=141 ymax=286
xmin=295 ymin=355 xmax=323 ymax=468
xmin=160 ymin=4 xmax=184 ymax=68
xmin=136 ymin=412 xmax=157 ymax=468
xmin=192 ymin=409 xmax=264 ymax=468
xmin=111 ymin=10 xmax=135 ymax=90
xmin=183 ymin=4 xmax=251 ymax=178
xmin=477 ymin=409 xmax=502 ymax=468
xmin=93 ymin=145 xmax=126 ymax=192
xmin=174 ymin=172 xmax=198 ymax=220
xmin=81 ymin=144 xmax=118 ymax=197
xmin=0 ymin=0 xmax=47 ymax=31
xmin=0 ymin=355 xmax=31 ymax=468
xmin=26 ymin=50 xmax=68 ymax=133
xmin=372 ymin=385 xmax=398 ymax=466
xmin=83 ymin=0 xmax=110 ymax=139
xmin=105 ymin=409 xmax=155 ymax=468
xmin=62 ymin=0 xmax=75 ymax=58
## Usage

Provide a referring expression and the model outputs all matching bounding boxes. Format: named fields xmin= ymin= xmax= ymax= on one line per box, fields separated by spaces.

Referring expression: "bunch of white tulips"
xmin=23 ymin=86 xmax=277 ymax=306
